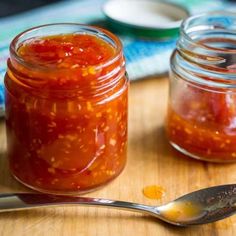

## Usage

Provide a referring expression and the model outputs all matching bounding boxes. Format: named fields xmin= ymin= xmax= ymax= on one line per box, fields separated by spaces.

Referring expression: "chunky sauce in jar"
xmin=167 ymin=90 xmax=236 ymax=161
xmin=5 ymin=26 xmax=128 ymax=193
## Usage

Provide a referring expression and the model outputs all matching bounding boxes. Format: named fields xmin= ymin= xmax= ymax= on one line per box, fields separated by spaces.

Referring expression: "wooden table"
xmin=0 ymin=77 xmax=236 ymax=236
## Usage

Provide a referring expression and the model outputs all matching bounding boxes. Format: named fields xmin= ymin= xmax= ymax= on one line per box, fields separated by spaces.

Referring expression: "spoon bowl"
xmin=0 ymin=184 xmax=236 ymax=226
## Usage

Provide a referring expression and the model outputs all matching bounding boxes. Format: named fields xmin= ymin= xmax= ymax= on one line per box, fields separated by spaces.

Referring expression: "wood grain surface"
xmin=0 ymin=77 xmax=236 ymax=236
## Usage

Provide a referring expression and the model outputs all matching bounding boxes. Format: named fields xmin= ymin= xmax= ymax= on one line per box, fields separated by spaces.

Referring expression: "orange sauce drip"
xmin=142 ymin=185 xmax=165 ymax=200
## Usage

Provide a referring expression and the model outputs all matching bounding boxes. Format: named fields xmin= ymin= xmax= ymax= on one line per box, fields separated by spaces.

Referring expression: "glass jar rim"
xmin=7 ymin=23 xmax=127 ymax=100
xmin=172 ymin=11 xmax=236 ymax=90
xmin=180 ymin=11 xmax=236 ymax=54
xmin=10 ymin=23 xmax=123 ymax=72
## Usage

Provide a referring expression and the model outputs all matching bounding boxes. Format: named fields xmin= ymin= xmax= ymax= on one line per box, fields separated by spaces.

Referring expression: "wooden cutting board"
xmin=0 ymin=77 xmax=236 ymax=236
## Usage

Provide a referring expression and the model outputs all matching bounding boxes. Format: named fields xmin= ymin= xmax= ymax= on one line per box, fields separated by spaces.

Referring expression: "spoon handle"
xmin=0 ymin=193 xmax=157 ymax=216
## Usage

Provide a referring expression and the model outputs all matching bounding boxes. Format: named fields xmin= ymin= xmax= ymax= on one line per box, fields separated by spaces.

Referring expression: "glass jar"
xmin=166 ymin=12 xmax=236 ymax=162
xmin=5 ymin=24 xmax=129 ymax=194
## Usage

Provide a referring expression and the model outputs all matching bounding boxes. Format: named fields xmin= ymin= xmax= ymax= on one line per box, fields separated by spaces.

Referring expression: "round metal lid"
xmin=102 ymin=0 xmax=190 ymax=39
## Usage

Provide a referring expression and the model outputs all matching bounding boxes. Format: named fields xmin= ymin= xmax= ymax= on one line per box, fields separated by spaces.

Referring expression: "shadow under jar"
xmin=166 ymin=12 xmax=236 ymax=162
xmin=5 ymin=24 xmax=129 ymax=194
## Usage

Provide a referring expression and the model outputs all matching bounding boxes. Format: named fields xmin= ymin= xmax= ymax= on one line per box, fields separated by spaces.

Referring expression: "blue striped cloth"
xmin=0 ymin=0 xmax=234 ymax=114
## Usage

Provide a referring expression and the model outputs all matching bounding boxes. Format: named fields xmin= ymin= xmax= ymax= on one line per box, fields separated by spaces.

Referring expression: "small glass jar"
xmin=5 ymin=24 xmax=129 ymax=194
xmin=166 ymin=12 xmax=236 ymax=162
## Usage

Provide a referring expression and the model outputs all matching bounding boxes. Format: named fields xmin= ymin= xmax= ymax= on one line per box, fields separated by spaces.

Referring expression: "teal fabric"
xmin=0 ymin=0 xmax=234 ymax=113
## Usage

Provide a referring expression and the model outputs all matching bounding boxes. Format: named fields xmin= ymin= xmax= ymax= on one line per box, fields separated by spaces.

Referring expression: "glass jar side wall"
xmin=166 ymin=67 xmax=236 ymax=162
xmin=5 ymin=24 xmax=128 ymax=194
xmin=5 ymin=71 xmax=128 ymax=193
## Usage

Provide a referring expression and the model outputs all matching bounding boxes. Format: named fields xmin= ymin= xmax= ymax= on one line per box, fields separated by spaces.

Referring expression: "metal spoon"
xmin=0 ymin=184 xmax=236 ymax=226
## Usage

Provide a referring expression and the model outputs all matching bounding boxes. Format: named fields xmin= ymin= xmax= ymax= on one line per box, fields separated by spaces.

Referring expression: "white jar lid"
xmin=103 ymin=0 xmax=190 ymax=39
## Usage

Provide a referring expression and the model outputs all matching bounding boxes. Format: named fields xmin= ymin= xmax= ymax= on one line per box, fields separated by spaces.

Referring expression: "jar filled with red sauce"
xmin=166 ymin=12 xmax=236 ymax=162
xmin=5 ymin=24 xmax=129 ymax=194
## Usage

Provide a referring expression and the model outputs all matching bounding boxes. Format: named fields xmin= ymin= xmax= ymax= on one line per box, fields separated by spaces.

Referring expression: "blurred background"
xmin=0 ymin=0 xmax=234 ymax=18
xmin=0 ymin=0 xmax=235 ymax=83
xmin=0 ymin=0 xmax=235 ymax=112
xmin=0 ymin=0 xmax=62 ymax=17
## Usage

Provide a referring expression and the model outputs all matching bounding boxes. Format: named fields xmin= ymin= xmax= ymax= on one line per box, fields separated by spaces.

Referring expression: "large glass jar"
xmin=5 ymin=24 xmax=129 ymax=194
xmin=166 ymin=12 xmax=236 ymax=162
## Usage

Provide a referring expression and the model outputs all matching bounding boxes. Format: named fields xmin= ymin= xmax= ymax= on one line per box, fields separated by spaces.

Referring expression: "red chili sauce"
xmin=5 ymin=33 xmax=128 ymax=193
xmin=167 ymin=85 xmax=236 ymax=162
